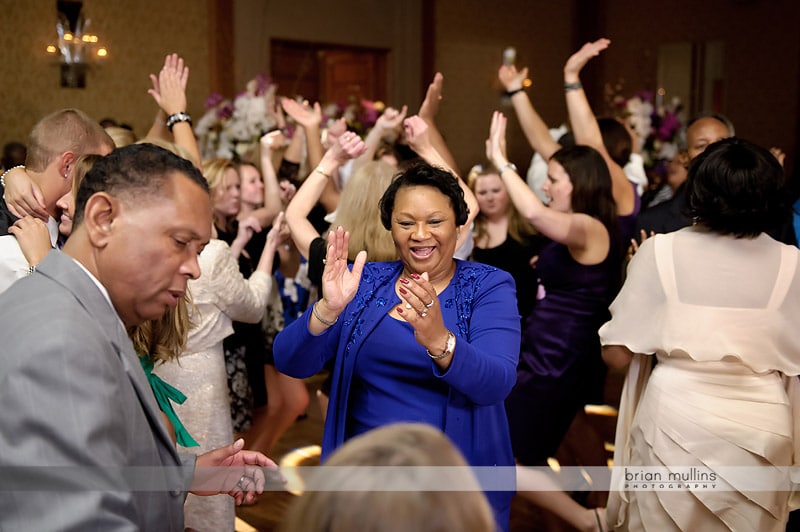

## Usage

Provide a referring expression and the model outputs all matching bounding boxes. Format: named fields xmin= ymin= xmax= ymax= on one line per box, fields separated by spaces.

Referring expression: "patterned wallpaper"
xmin=0 ymin=0 xmax=210 ymax=149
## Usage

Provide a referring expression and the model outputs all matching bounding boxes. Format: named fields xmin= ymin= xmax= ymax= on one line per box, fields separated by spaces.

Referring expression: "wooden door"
xmin=271 ymin=39 xmax=388 ymax=104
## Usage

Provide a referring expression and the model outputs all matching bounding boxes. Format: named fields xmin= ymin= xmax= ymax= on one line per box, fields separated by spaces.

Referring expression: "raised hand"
xmin=260 ymin=129 xmax=286 ymax=151
xmin=486 ymin=111 xmax=509 ymax=167
xmin=147 ymin=53 xmax=189 ymax=116
xmin=564 ymin=38 xmax=610 ymax=80
xmin=402 ymin=115 xmax=431 ymax=153
xmin=326 ymin=130 xmax=368 ymax=166
xmin=326 ymin=116 xmax=348 ymax=140
xmin=281 ymin=98 xmax=323 ymax=129
xmin=319 ymin=226 xmax=367 ymax=315
xmin=770 ymin=147 xmax=786 ymax=167
xmin=265 ymin=211 xmax=288 ymax=251
xmin=419 ymin=72 xmax=443 ymax=123
xmin=498 ymin=64 xmax=529 ymax=92
xmin=375 ymin=105 xmax=408 ymax=135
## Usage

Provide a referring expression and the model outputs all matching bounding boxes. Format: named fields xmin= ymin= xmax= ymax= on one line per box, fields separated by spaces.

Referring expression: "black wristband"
xmin=564 ymin=81 xmax=583 ymax=92
xmin=166 ymin=112 xmax=192 ymax=131
xmin=504 ymin=88 xmax=525 ymax=97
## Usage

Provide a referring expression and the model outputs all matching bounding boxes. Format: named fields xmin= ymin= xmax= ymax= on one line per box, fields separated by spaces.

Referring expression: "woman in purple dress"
xmin=487 ymin=111 xmax=622 ymax=466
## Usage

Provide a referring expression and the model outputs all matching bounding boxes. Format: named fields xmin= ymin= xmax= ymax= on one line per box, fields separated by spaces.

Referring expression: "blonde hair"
xmin=70 ymin=153 xmax=102 ymax=199
xmin=467 ymin=164 xmax=538 ymax=246
xmin=105 ymin=126 xmax=137 ymax=148
xmin=26 ymin=109 xmax=114 ymax=172
xmin=333 ymin=160 xmax=398 ymax=262
xmin=129 ymin=296 xmax=192 ymax=364
xmin=202 ymin=157 xmax=238 ymax=232
xmin=136 ymin=137 xmax=198 ymax=168
xmin=280 ymin=423 xmax=495 ymax=532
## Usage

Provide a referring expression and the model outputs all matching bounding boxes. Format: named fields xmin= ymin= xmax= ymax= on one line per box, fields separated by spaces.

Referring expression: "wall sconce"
xmin=46 ymin=1 xmax=108 ymax=88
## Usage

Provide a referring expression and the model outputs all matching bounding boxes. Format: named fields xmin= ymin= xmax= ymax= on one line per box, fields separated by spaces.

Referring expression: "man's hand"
xmin=191 ymin=439 xmax=281 ymax=506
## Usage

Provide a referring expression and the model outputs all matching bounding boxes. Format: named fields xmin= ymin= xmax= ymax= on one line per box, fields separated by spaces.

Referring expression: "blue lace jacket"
xmin=274 ymin=260 xmax=521 ymax=528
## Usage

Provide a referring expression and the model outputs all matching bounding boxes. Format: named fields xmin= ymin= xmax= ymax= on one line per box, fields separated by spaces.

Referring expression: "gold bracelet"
xmin=312 ymin=302 xmax=338 ymax=327
xmin=314 ymin=166 xmax=332 ymax=179
xmin=427 ymin=331 xmax=456 ymax=360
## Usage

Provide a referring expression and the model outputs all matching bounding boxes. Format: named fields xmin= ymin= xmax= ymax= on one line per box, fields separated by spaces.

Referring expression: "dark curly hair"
xmin=686 ymin=137 xmax=787 ymax=238
xmin=379 ymin=162 xmax=469 ymax=230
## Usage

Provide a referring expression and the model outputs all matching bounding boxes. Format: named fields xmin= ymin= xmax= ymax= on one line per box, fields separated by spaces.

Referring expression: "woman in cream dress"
xmin=600 ymin=138 xmax=800 ymax=531
xmin=155 ymin=213 xmax=285 ymax=532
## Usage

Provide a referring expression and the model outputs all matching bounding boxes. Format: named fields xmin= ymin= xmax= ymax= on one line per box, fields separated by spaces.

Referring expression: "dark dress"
xmin=218 ymin=224 xmax=272 ymax=432
xmin=471 ymin=235 xmax=546 ymax=318
xmin=505 ymin=229 xmax=622 ymax=465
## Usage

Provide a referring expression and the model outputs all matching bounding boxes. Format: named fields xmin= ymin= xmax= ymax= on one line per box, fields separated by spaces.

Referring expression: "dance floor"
xmin=235 ymin=370 xmax=623 ymax=531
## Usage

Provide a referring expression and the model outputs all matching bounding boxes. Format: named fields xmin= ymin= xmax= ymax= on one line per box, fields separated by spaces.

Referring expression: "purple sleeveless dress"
xmin=505 ymin=226 xmax=622 ymax=465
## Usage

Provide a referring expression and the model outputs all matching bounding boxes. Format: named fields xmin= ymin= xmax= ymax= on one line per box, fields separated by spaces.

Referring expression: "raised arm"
xmin=403 ymin=115 xmax=478 ymax=251
xmin=236 ymin=133 xmax=284 ymax=229
xmin=418 ymin=72 xmax=461 ymax=175
xmin=281 ymin=98 xmax=324 ymax=172
xmin=498 ymin=65 xmax=561 ymax=160
xmin=352 ymin=105 xmax=408 ymax=172
xmin=146 ymin=53 xmax=202 ymax=168
xmin=486 ymin=111 xmax=607 ymax=258
xmin=284 ymin=132 xmax=367 ymax=258
xmin=563 ymin=39 xmax=635 ymax=215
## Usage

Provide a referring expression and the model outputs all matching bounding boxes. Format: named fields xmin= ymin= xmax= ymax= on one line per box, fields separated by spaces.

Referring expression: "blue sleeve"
xmin=273 ymin=304 xmax=341 ymax=378
xmin=437 ymin=270 xmax=521 ymax=405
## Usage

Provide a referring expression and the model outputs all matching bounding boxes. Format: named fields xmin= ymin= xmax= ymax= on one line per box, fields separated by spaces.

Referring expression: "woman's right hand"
xmin=233 ymin=216 xmax=261 ymax=247
xmin=3 ymin=167 xmax=48 ymax=221
xmin=264 ymin=212 xmax=287 ymax=252
xmin=319 ymin=226 xmax=367 ymax=315
xmin=498 ymin=64 xmax=528 ymax=92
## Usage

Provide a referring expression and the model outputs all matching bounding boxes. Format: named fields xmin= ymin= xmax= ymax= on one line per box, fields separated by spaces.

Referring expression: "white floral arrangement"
xmin=195 ymin=75 xmax=278 ymax=161
xmin=606 ymin=83 xmax=686 ymax=169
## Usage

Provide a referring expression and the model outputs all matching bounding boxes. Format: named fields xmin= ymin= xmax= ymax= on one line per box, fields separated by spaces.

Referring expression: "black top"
xmin=471 ymin=234 xmax=546 ymax=318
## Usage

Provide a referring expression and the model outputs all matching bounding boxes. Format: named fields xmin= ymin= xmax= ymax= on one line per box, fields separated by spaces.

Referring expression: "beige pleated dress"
xmin=600 ymin=227 xmax=800 ymax=531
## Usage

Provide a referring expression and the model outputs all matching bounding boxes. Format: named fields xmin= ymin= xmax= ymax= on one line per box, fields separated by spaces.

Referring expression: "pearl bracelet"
xmin=1 ymin=164 xmax=25 ymax=188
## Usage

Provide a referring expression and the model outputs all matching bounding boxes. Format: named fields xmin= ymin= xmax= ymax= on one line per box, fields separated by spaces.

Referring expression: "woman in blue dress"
xmin=274 ymin=162 xmax=521 ymax=530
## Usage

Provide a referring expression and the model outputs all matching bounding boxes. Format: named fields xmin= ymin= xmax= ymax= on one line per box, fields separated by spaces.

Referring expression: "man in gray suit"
xmin=0 ymin=143 xmax=275 ymax=530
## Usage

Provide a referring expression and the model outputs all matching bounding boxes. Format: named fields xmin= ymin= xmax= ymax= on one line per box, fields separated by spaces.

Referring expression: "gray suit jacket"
xmin=0 ymin=251 xmax=194 ymax=531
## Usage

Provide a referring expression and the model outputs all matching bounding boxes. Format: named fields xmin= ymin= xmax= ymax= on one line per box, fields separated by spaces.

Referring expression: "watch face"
xmin=445 ymin=331 xmax=456 ymax=355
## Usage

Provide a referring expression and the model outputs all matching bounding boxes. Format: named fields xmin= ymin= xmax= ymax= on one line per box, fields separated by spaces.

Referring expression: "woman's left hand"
xmin=8 ymin=216 xmax=52 ymax=265
xmin=486 ymin=111 xmax=509 ymax=168
xmin=564 ymin=38 xmax=610 ymax=80
xmin=397 ymin=272 xmax=450 ymax=354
